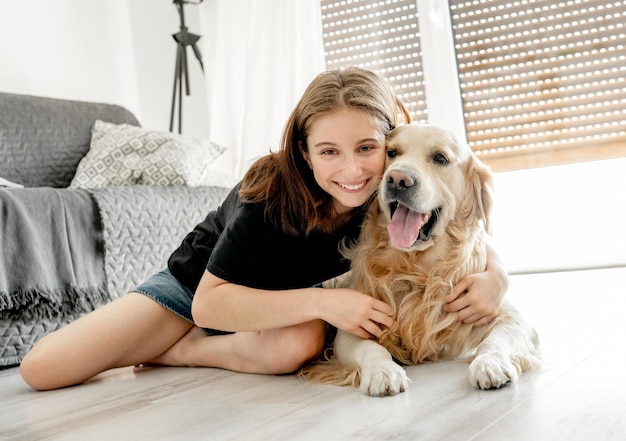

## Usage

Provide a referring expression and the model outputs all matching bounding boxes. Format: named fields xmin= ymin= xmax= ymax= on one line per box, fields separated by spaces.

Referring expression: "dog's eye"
xmin=433 ymin=153 xmax=449 ymax=165
xmin=387 ymin=149 xmax=397 ymax=159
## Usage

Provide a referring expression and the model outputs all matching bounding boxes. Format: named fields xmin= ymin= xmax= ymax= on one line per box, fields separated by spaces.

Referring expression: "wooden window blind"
xmin=450 ymin=0 xmax=626 ymax=171
xmin=320 ymin=0 xmax=429 ymax=123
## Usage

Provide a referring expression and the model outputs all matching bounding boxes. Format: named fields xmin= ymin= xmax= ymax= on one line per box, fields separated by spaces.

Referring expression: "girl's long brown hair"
xmin=240 ymin=67 xmax=411 ymax=235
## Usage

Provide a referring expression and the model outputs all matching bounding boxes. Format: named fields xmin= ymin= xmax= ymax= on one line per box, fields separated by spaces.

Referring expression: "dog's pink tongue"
xmin=387 ymin=205 xmax=429 ymax=248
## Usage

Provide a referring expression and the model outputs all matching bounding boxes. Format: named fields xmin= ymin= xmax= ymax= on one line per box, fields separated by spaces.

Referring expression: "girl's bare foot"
xmin=144 ymin=326 xmax=209 ymax=367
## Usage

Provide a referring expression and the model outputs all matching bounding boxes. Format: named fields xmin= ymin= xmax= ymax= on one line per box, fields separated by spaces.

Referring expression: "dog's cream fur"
xmin=301 ymin=124 xmax=540 ymax=397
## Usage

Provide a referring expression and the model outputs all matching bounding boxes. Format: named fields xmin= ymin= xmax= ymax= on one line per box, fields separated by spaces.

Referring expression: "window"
xmin=321 ymin=0 xmax=428 ymax=123
xmin=450 ymin=0 xmax=626 ymax=171
xmin=321 ymin=0 xmax=626 ymax=171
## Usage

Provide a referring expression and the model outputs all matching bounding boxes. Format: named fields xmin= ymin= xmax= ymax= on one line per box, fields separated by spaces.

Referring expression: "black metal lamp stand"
xmin=170 ymin=0 xmax=204 ymax=134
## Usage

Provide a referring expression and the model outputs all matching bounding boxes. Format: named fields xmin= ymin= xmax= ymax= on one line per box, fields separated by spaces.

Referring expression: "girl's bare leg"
xmin=21 ymin=295 xmax=327 ymax=390
xmin=149 ymin=319 xmax=327 ymax=375
xmin=20 ymin=293 xmax=193 ymax=391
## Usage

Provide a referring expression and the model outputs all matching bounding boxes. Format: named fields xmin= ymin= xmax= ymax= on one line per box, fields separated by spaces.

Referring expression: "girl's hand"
xmin=445 ymin=271 xmax=505 ymax=325
xmin=445 ymin=244 xmax=509 ymax=326
xmin=320 ymin=288 xmax=395 ymax=339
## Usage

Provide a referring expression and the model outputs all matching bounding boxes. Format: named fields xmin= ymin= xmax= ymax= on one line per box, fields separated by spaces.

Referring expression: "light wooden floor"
xmin=2 ymin=267 xmax=625 ymax=441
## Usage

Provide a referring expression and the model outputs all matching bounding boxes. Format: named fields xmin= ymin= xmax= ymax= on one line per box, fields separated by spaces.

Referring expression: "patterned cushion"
xmin=70 ymin=120 xmax=226 ymax=188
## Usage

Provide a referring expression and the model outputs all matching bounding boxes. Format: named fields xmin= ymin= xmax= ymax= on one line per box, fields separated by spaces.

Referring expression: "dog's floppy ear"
xmin=463 ymin=153 xmax=494 ymax=234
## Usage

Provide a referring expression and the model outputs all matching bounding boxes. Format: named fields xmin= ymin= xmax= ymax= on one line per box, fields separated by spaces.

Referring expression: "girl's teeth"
xmin=340 ymin=182 xmax=365 ymax=191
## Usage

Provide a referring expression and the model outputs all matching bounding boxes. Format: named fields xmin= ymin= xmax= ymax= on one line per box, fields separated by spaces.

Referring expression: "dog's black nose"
xmin=386 ymin=169 xmax=416 ymax=188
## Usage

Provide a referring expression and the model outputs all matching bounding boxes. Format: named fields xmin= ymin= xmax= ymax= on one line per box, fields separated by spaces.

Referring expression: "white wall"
xmin=0 ymin=0 xmax=207 ymax=137
xmin=0 ymin=1 xmax=136 ymax=117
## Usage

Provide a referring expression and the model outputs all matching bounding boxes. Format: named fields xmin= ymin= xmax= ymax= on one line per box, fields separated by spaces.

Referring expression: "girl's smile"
xmin=337 ymin=180 xmax=368 ymax=192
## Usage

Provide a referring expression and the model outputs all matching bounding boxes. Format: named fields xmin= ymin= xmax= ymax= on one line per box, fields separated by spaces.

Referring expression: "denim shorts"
xmin=133 ymin=268 xmax=230 ymax=335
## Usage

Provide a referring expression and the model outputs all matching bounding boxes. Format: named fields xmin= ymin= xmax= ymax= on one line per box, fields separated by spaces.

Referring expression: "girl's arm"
xmin=444 ymin=242 xmax=510 ymax=326
xmin=192 ymin=270 xmax=395 ymax=339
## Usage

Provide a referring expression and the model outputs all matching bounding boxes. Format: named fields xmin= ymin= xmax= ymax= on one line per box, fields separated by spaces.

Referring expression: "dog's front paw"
xmin=468 ymin=352 xmax=520 ymax=390
xmin=359 ymin=360 xmax=409 ymax=397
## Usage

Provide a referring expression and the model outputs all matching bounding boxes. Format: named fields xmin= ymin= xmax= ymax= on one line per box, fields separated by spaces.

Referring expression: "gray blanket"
xmin=89 ymin=185 xmax=231 ymax=299
xmin=0 ymin=185 xmax=231 ymax=321
xmin=0 ymin=188 xmax=107 ymax=320
xmin=0 ymin=184 xmax=231 ymax=367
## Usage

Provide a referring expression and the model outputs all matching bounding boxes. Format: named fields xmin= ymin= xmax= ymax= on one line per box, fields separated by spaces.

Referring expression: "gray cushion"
xmin=0 ymin=93 xmax=139 ymax=188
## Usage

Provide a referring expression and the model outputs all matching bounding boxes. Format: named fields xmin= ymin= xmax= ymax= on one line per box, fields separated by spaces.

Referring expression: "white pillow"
xmin=70 ymin=120 xmax=226 ymax=188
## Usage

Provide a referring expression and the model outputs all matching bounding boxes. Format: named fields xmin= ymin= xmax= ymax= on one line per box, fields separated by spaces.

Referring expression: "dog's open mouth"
xmin=387 ymin=202 xmax=439 ymax=248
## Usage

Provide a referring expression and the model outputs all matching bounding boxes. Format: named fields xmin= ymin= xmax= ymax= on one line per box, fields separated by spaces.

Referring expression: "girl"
xmin=20 ymin=67 xmax=508 ymax=390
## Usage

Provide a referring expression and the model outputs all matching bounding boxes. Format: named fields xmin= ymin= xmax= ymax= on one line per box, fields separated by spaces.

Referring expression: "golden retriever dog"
xmin=301 ymin=123 xmax=540 ymax=397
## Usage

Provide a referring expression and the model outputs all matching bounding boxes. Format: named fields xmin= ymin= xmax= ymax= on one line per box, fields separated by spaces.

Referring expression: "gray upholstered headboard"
xmin=0 ymin=92 xmax=140 ymax=188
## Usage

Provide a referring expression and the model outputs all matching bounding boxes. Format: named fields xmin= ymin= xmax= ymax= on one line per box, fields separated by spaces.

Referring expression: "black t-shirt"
xmin=167 ymin=183 xmax=365 ymax=293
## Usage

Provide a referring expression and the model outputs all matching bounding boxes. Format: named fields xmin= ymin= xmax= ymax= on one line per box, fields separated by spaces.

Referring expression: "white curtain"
xmin=198 ymin=0 xmax=326 ymax=179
